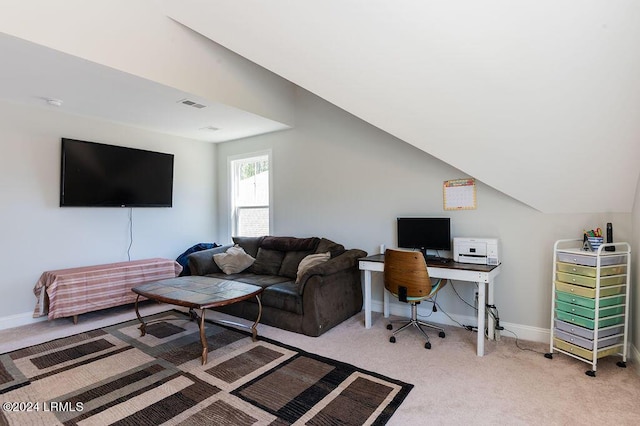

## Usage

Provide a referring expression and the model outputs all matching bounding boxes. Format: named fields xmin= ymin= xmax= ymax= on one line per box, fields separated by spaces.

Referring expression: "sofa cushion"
xmin=252 ymin=248 xmax=285 ymax=275
xmin=296 ymin=252 xmax=331 ymax=284
xmin=316 ymin=238 xmax=346 ymax=258
xmin=213 ymin=245 xmax=255 ymax=274
xmin=232 ymin=236 xmax=265 ymax=258
xmin=187 ymin=244 xmax=233 ymax=276
xmin=261 ymin=236 xmax=320 ymax=252
xmin=279 ymin=250 xmax=314 ymax=279
xmin=261 ymin=281 xmax=303 ymax=315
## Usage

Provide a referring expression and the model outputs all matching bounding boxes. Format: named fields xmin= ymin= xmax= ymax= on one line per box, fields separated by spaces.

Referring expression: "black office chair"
xmin=384 ymin=248 xmax=447 ymax=349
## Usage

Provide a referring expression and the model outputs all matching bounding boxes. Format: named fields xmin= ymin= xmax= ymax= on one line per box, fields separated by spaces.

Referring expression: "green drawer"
xmin=555 ymin=292 xmax=625 ymax=309
xmin=555 ymin=309 xmax=624 ymax=329
xmin=555 ymin=271 xmax=626 ymax=288
xmin=554 ymin=281 xmax=625 ymax=298
xmin=556 ymin=300 xmax=624 ymax=319
xmin=556 ymin=262 xmax=626 ymax=278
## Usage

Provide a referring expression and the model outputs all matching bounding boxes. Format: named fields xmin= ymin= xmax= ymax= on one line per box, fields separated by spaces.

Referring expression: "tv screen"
xmin=60 ymin=138 xmax=174 ymax=207
xmin=397 ymin=217 xmax=451 ymax=253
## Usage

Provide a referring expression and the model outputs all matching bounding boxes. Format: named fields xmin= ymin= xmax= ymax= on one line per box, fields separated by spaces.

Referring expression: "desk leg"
xmin=477 ymin=282 xmax=486 ymax=357
xmin=487 ymin=281 xmax=495 ymax=341
xmin=363 ymin=270 xmax=372 ymax=328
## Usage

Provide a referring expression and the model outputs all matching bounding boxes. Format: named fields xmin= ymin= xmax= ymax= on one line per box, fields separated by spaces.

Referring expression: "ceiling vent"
xmin=178 ymin=98 xmax=206 ymax=109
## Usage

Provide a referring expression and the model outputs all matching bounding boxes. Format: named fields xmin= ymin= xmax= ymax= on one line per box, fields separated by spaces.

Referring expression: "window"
xmin=230 ymin=152 xmax=270 ymax=237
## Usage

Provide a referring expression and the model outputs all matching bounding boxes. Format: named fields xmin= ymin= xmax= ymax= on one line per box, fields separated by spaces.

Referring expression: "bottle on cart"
xmin=605 ymin=222 xmax=615 ymax=251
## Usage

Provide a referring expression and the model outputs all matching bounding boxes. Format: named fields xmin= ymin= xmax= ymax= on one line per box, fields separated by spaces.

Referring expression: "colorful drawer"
xmin=556 ymin=252 xmax=627 ymax=267
xmin=554 ymin=319 xmax=623 ymax=340
xmin=553 ymin=338 xmax=622 ymax=361
xmin=555 ymin=292 xmax=625 ymax=309
xmin=554 ymin=281 xmax=625 ymax=298
xmin=554 ymin=329 xmax=623 ymax=351
xmin=555 ymin=271 xmax=626 ymax=288
xmin=555 ymin=300 xmax=624 ymax=320
xmin=555 ymin=261 xmax=626 ymax=277
xmin=555 ymin=309 xmax=624 ymax=329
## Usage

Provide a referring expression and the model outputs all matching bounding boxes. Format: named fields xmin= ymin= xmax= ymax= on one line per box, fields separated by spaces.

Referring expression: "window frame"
xmin=228 ymin=150 xmax=273 ymax=238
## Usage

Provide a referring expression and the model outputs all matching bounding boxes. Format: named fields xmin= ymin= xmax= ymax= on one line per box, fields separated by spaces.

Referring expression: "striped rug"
xmin=1 ymin=311 xmax=412 ymax=425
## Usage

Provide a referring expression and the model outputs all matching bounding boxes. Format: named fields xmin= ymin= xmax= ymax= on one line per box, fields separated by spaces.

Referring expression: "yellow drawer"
xmin=555 ymin=271 xmax=626 ymax=288
xmin=555 ymin=281 xmax=625 ymax=298
xmin=553 ymin=337 xmax=621 ymax=361
xmin=556 ymin=262 xmax=626 ymax=278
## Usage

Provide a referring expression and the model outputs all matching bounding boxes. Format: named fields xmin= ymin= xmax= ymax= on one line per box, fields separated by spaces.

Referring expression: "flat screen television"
xmin=60 ymin=138 xmax=174 ymax=207
xmin=397 ymin=217 xmax=451 ymax=256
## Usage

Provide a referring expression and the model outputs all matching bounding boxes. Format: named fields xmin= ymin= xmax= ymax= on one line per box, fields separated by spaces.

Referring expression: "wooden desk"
xmin=358 ymin=254 xmax=502 ymax=356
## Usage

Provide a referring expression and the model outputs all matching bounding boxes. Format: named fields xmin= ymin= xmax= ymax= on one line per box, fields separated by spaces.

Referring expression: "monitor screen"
xmin=397 ymin=217 xmax=451 ymax=253
xmin=60 ymin=138 xmax=174 ymax=207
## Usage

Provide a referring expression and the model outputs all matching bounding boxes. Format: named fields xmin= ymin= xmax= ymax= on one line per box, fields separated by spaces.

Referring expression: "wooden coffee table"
xmin=132 ymin=276 xmax=263 ymax=365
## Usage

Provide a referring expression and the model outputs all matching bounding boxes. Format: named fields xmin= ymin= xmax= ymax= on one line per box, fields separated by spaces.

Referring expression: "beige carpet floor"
xmin=2 ymin=304 xmax=639 ymax=425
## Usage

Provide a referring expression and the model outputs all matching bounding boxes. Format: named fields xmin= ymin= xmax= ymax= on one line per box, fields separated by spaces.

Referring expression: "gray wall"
xmin=216 ymin=88 xmax=634 ymax=346
xmin=0 ymin=100 xmax=217 ymax=326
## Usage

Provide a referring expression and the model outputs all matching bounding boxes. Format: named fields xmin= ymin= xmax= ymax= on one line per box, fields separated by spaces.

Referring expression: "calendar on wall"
xmin=443 ymin=178 xmax=477 ymax=210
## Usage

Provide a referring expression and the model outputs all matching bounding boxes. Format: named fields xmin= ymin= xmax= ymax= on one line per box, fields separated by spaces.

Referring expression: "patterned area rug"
xmin=1 ymin=311 xmax=412 ymax=425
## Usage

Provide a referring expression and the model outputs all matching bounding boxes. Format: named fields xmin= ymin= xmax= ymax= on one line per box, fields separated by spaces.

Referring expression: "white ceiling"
xmin=164 ymin=0 xmax=640 ymax=214
xmin=0 ymin=32 xmax=290 ymax=143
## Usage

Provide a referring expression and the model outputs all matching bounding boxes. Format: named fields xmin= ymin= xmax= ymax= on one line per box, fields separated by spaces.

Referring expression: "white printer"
xmin=453 ymin=237 xmax=501 ymax=266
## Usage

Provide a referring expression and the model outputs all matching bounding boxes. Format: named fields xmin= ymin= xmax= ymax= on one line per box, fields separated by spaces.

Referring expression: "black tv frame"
xmin=60 ymin=138 xmax=174 ymax=208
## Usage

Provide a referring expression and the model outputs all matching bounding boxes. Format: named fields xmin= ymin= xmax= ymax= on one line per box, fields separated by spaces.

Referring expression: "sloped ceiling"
xmin=164 ymin=0 xmax=640 ymax=213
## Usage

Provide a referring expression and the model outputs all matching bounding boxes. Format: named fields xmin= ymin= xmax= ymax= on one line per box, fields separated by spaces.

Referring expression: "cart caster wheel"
xmin=585 ymin=370 xmax=596 ymax=377
xmin=425 ymin=342 xmax=431 ymax=350
xmin=438 ymin=331 xmax=445 ymax=338
xmin=386 ymin=324 xmax=393 ymax=330
xmin=389 ymin=336 xmax=396 ymax=343
xmin=617 ymin=361 xmax=627 ymax=368
xmin=544 ymin=353 xmax=553 ymax=359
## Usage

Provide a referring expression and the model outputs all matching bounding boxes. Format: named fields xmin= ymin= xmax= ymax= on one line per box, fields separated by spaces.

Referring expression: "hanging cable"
xmin=127 ymin=208 xmax=133 ymax=261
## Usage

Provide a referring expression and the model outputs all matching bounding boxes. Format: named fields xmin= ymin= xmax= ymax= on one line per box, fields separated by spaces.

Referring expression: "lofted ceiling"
xmin=0 ymin=32 xmax=290 ymax=143
xmin=163 ymin=0 xmax=640 ymax=214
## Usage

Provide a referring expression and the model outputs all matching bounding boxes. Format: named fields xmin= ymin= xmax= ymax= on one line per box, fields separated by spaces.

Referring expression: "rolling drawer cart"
xmin=544 ymin=239 xmax=630 ymax=377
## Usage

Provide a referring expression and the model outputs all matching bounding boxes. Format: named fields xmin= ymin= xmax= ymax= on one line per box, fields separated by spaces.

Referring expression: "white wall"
xmin=0 ymin=100 xmax=217 ymax=327
xmin=216 ymin=88 xmax=634 ymax=344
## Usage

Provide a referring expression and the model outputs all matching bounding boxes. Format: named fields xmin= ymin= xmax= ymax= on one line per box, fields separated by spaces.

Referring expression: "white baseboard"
xmin=373 ymin=300 xmax=640 ymax=368
xmin=0 ymin=311 xmax=48 ymax=330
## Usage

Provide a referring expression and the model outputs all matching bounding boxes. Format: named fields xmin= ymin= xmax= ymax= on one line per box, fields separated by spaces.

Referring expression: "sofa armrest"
xmin=187 ymin=244 xmax=233 ymax=276
xmin=298 ymin=248 xmax=367 ymax=293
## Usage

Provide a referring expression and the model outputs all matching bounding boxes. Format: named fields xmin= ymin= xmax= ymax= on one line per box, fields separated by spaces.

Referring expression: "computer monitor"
xmin=397 ymin=217 xmax=451 ymax=258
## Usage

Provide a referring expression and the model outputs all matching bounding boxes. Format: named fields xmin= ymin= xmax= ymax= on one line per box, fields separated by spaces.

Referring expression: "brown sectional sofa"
xmin=187 ymin=236 xmax=367 ymax=337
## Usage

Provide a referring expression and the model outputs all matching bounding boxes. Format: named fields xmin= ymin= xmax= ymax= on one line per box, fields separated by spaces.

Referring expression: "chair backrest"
xmin=384 ymin=249 xmax=432 ymax=300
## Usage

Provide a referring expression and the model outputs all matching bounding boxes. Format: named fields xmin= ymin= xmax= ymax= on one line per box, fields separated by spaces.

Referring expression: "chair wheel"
xmin=585 ymin=370 xmax=596 ymax=377
xmin=389 ymin=336 xmax=396 ymax=343
xmin=438 ymin=331 xmax=445 ymax=338
xmin=386 ymin=324 xmax=393 ymax=330
xmin=425 ymin=342 xmax=431 ymax=349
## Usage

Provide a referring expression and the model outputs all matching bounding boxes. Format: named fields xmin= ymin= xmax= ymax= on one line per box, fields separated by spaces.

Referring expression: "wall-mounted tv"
xmin=60 ymin=138 xmax=174 ymax=207
xmin=397 ymin=217 xmax=451 ymax=255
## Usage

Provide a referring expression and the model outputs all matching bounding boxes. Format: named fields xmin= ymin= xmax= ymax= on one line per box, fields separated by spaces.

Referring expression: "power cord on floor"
xmin=500 ymin=327 xmax=547 ymax=354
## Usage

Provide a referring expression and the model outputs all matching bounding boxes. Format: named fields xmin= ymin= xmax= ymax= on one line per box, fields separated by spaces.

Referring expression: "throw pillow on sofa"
xmin=296 ymin=252 xmax=331 ymax=284
xmin=213 ymin=245 xmax=255 ymax=274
